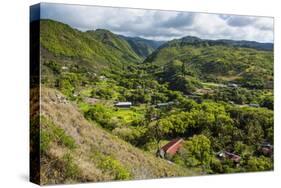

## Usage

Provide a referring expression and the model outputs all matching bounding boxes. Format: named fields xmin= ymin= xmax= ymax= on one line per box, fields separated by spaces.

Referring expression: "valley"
xmin=34 ymin=19 xmax=273 ymax=184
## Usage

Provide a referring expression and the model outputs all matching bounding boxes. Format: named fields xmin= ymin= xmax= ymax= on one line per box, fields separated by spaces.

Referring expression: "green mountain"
xmin=144 ymin=36 xmax=273 ymax=89
xmin=158 ymin=36 xmax=273 ymax=51
xmin=40 ymin=19 xmax=142 ymax=73
xmin=86 ymin=29 xmax=142 ymax=62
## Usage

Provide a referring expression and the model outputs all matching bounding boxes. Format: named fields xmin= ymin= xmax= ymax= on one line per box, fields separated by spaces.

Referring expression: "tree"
xmin=143 ymin=106 xmax=161 ymax=150
xmin=261 ymin=96 xmax=273 ymax=110
xmin=178 ymin=135 xmax=212 ymax=173
xmin=148 ymin=120 xmax=169 ymax=151
xmin=246 ymin=156 xmax=273 ymax=171
xmin=181 ymin=62 xmax=186 ymax=76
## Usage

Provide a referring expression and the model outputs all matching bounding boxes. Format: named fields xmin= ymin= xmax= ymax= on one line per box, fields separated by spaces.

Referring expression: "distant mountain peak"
xmin=164 ymin=35 xmax=273 ymax=51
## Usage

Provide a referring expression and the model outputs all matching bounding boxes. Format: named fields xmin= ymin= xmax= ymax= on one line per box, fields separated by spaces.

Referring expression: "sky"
xmin=40 ymin=3 xmax=274 ymax=43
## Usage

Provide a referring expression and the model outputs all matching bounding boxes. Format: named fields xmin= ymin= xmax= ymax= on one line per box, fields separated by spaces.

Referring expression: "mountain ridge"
xmin=158 ymin=35 xmax=273 ymax=51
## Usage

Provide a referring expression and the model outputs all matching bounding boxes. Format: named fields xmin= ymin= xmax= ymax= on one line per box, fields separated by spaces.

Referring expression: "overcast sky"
xmin=40 ymin=3 xmax=274 ymax=42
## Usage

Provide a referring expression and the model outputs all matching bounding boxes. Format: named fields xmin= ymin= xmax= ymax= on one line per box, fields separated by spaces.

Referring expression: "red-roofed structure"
xmin=159 ymin=138 xmax=183 ymax=158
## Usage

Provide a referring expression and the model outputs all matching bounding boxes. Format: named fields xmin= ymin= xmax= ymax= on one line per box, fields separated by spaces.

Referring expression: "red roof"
xmin=161 ymin=138 xmax=183 ymax=155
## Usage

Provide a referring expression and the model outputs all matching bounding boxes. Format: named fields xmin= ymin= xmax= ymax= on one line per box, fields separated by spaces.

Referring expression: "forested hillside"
xmin=145 ymin=36 xmax=273 ymax=90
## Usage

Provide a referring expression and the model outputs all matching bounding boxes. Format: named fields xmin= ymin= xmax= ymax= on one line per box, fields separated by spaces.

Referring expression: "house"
xmin=114 ymin=102 xmax=132 ymax=108
xmin=228 ymin=101 xmax=235 ymax=105
xmin=156 ymin=101 xmax=176 ymax=108
xmin=228 ymin=83 xmax=238 ymax=88
xmin=248 ymin=103 xmax=260 ymax=108
xmin=217 ymin=151 xmax=241 ymax=163
xmin=73 ymin=92 xmax=79 ymax=97
xmin=61 ymin=66 xmax=68 ymax=70
xmin=158 ymin=138 xmax=184 ymax=158
xmin=99 ymin=75 xmax=107 ymax=81
xmin=260 ymin=142 xmax=273 ymax=156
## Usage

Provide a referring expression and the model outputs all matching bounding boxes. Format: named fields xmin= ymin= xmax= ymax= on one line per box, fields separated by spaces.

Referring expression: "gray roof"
xmin=115 ymin=102 xmax=132 ymax=106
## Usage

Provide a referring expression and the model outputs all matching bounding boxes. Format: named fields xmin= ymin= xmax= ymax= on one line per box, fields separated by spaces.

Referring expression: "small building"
xmin=156 ymin=101 xmax=176 ymax=108
xmin=260 ymin=142 xmax=273 ymax=156
xmin=229 ymin=101 xmax=235 ymax=105
xmin=248 ymin=103 xmax=260 ymax=108
xmin=158 ymin=138 xmax=184 ymax=158
xmin=217 ymin=151 xmax=241 ymax=163
xmin=114 ymin=102 xmax=132 ymax=108
xmin=73 ymin=92 xmax=79 ymax=97
xmin=99 ymin=75 xmax=107 ymax=81
xmin=61 ymin=66 xmax=68 ymax=70
xmin=228 ymin=83 xmax=238 ymax=88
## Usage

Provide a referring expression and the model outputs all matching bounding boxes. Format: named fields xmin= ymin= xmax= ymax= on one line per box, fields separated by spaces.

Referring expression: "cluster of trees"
xmin=84 ymin=92 xmax=273 ymax=173
xmin=207 ymin=87 xmax=273 ymax=109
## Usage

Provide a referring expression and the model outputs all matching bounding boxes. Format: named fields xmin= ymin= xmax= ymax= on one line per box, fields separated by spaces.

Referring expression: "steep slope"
xmin=40 ymin=19 xmax=142 ymax=72
xmin=86 ymin=29 xmax=142 ymax=63
xmin=39 ymin=19 xmax=148 ymax=92
xmin=38 ymin=88 xmax=196 ymax=185
xmin=144 ymin=36 xmax=273 ymax=88
xmin=120 ymin=35 xmax=165 ymax=58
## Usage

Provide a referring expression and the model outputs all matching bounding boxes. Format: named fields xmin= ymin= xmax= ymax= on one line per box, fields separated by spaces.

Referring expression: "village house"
xmin=114 ymin=102 xmax=132 ymax=108
xmin=61 ymin=66 xmax=68 ymax=70
xmin=156 ymin=101 xmax=177 ymax=108
xmin=248 ymin=103 xmax=260 ymax=108
xmin=184 ymin=94 xmax=201 ymax=102
xmin=158 ymin=138 xmax=184 ymax=158
xmin=260 ymin=142 xmax=273 ymax=156
xmin=228 ymin=83 xmax=239 ymax=88
xmin=217 ymin=151 xmax=241 ymax=164
xmin=73 ymin=92 xmax=79 ymax=97
xmin=99 ymin=75 xmax=107 ymax=81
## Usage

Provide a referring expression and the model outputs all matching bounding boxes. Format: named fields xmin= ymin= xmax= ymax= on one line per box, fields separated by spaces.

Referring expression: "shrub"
xmin=91 ymin=87 xmax=114 ymax=100
xmin=40 ymin=116 xmax=76 ymax=153
xmin=62 ymin=153 xmax=80 ymax=179
xmin=246 ymin=156 xmax=273 ymax=171
xmin=99 ymin=156 xmax=131 ymax=180
xmin=84 ymin=104 xmax=113 ymax=129
xmin=90 ymin=150 xmax=131 ymax=180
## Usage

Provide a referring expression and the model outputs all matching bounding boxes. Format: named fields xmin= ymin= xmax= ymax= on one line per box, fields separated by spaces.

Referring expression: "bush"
xmin=62 ymin=153 xmax=80 ymax=179
xmin=210 ymin=157 xmax=223 ymax=173
xmin=84 ymin=104 xmax=114 ymax=129
xmin=46 ymin=60 xmax=61 ymax=74
xmin=112 ymin=126 xmax=147 ymax=146
xmin=91 ymin=149 xmax=131 ymax=180
xmin=40 ymin=116 xmax=76 ymax=153
xmin=99 ymin=156 xmax=131 ymax=180
xmin=91 ymin=87 xmax=114 ymax=100
xmin=246 ymin=156 xmax=273 ymax=171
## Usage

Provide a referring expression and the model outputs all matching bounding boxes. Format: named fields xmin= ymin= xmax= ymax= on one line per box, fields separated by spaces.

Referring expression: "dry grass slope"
xmin=39 ymin=87 xmax=196 ymax=185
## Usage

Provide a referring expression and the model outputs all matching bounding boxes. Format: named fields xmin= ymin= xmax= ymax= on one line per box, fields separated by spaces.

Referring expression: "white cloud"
xmin=40 ymin=3 xmax=273 ymax=42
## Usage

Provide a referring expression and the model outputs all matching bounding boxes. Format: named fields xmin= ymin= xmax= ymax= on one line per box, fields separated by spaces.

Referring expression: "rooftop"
xmin=115 ymin=102 xmax=132 ymax=106
xmin=161 ymin=138 xmax=183 ymax=154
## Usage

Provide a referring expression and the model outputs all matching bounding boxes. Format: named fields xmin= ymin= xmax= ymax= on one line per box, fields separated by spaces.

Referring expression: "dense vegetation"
xmin=38 ymin=19 xmax=274 ymax=183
